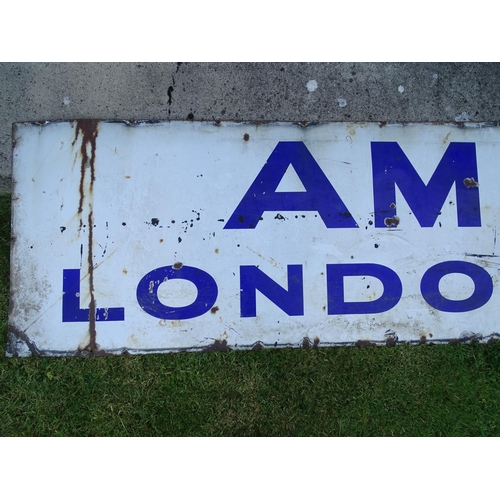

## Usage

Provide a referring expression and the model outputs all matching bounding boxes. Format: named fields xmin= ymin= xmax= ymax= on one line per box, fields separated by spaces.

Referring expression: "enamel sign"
xmin=7 ymin=121 xmax=500 ymax=356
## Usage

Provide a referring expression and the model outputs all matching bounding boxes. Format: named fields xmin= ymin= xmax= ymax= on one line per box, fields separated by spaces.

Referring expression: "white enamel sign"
xmin=7 ymin=121 xmax=500 ymax=356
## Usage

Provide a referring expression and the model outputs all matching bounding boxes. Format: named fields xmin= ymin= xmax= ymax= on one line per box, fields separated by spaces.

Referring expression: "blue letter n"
xmin=240 ymin=265 xmax=304 ymax=317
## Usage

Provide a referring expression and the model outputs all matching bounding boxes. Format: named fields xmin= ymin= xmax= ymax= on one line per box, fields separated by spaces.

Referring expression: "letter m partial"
xmin=371 ymin=142 xmax=481 ymax=227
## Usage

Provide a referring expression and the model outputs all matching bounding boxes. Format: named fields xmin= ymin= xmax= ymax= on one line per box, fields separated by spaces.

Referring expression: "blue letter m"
xmin=372 ymin=142 xmax=481 ymax=227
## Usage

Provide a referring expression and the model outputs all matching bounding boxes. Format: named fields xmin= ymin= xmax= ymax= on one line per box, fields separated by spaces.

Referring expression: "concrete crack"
xmin=168 ymin=62 xmax=183 ymax=115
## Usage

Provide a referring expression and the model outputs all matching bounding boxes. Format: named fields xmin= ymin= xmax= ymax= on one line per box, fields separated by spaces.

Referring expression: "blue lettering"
xmin=136 ymin=265 xmax=218 ymax=320
xmin=224 ymin=142 xmax=357 ymax=229
xmin=62 ymin=269 xmax=125 ymax=322
xmin=372 ymin=142 xmax=481 ymax=227
xmin=420 ymin=261 xmax=493 ymax=312
xmin=326 ymin=263 xmax=402 ymax=314
xmin=240 ymin=264 xmax=304 ymax=317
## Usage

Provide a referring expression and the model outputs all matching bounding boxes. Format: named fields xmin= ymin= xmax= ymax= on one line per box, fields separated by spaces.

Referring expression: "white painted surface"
xmin=8 ymin=121 xmax=500 ymax=355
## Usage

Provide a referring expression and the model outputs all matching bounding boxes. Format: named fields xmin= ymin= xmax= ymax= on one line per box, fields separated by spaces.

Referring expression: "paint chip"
xmin=398 ymin=85 xmax=405 ymax=93
xmin=306 ymin=80 xmax=318 ymax=92
xmin=384 ymin=216 xmax=400 ymax=227
xmin=464 ymin=177 xmax=479 ymax=188
xmin=337 ymin=98 xmax=347 ymax=108
xmin=63 ymin=97 xmax=71 ymax=106
xmin=455 ymin=111 xmax=470 ymax=122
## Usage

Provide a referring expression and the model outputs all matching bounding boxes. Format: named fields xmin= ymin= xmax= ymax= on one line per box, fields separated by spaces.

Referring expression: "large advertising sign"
xmin=7 ymin=121 xmax=500 ymax=356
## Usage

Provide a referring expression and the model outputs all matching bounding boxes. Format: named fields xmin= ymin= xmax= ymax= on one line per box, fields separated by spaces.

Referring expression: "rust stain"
xmin=75 ymin=346 xmax=108 ymax=357
xmin=246 ymin=246 xmax=280 ymax=268
xmin=313 ymin=337 xmax=320 ymax=348
xmin=355 ymin=340 xmax=376 ymax=347
xmin=73 ymin=120 xmax=100 ymax=354
xmin=384 ymin=216 xmax=400 ymax=227
xmin=210 ymin=306 xmax=219 ymax=314
xmin=127 ymin=333 xmax=140 ymax=346
xmin=302 ymin=337 xmax=310 ymax=348
xmin=73 ymin=120 xmax=99 ymax=225
xmin=173 ymin=262 xmax=183 ymax=270
xmin=420 ymin=335 xmax=427 ymax=344
xmin=464 ymin=177 xmax=479 ymax=188
xmin=243 ymin=133 xmax=250 ymax=141
xmin=203 ymin=339 xmax=230 ymax=352
xmin=385 ymin=336 xmax=397 ymax=347
xmin=87 ymin=211 xmax=97 ymax=351
xmin=252 ymin=341 xmax=263 ymax=350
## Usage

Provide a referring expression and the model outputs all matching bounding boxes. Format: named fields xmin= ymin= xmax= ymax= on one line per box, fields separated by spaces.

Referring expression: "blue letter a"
xmin=224 ymin=142 xmax=357 ymax=229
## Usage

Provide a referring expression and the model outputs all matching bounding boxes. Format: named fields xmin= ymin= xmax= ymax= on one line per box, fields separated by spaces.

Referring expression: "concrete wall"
xmin=1 ymin=62 xmax=499 ymax=193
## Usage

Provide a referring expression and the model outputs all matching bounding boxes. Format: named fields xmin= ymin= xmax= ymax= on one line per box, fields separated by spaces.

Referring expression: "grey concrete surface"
xmin=1 ymin=62 xmax=500 ymax=193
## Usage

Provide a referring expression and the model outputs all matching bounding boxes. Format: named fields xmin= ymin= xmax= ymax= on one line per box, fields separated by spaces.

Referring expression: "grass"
xmin=1 ymin=194 xmax=500 ymax=436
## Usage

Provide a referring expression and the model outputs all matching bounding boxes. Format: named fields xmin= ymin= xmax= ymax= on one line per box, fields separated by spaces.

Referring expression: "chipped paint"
xmin=464 ymin=177 xmax=479 ymax=188
xmin=306 ymin=80 xmax=318 ymax=92
xmin=8 ymin=121 xmax=500 ymax=356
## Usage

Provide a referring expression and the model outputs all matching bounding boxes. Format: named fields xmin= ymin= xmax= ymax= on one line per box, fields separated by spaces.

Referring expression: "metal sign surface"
xmin=7 ymin=120 xmax=500 ymax=356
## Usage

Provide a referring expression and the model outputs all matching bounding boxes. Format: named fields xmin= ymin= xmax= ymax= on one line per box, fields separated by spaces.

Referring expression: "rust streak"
xmin=73 ymin=120 xmax=99 ymax=353
xmin=87 ymin=211 xmax=97 ymax=351
xmin=74 ymin=120 xmax=99 ymax=224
